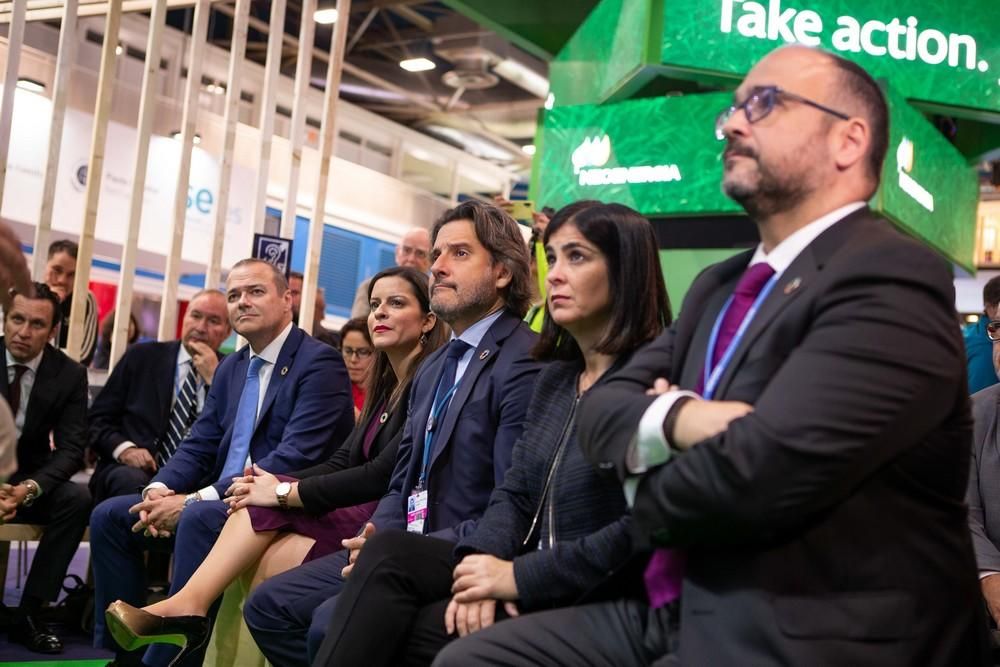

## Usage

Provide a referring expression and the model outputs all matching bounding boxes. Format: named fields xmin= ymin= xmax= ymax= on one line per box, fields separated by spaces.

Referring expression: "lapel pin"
xmin=280 ymin=366 xmax=289 ymax=376
xmin=379 ymin=412 xmax=388 ymax=424
xmin=783 ymin=277 xmax=802 ymax=295
xmin=479 ymin=350 xmax=490 ymax=361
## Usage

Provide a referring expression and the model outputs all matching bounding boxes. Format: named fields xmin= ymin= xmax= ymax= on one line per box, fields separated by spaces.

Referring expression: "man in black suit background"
xmin=88 ymin=289 xmax=231 ymax=502
xmin=0 ymin=283 xmax=90 ymax=654
xmin=436 ymin=45 xmax=988 ymax=667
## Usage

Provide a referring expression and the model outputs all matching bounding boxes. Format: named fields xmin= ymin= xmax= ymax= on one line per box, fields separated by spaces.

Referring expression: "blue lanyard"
xmin=702 ymin=272 xmax=780 ymax=400
xmin=418 ymin=382 xmax=459 ymax=488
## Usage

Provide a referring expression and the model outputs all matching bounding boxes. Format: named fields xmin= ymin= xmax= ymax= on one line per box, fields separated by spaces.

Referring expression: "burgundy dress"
xmin=247 ymin=404 xmax=383 ymax=562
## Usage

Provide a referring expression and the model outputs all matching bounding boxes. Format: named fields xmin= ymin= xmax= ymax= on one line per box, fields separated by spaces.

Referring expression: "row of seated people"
xmin=2 ymin=44 xmax=991 ymax=667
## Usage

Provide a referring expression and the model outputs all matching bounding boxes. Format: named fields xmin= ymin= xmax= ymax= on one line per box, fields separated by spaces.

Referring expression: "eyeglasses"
xmin=343 ymin=347 xmax=373 ymax=359
xmin=987 ymin=320 xmax=1000 ymax=342
xmin=715 ymin=85 xmax=851 ymax=140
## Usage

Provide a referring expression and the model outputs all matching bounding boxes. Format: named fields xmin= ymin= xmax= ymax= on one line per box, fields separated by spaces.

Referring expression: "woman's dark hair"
xmin=431 ymin=200 xmax=532 ymax=317
xmin=534 ymin=201 xmax=672 ymax=361
xmin=361 ymin=266 xmax=448 ymax=422
xmin=100 ymin=309 xmax=140 ymax=346
xmin=339 ymin=317 xmax=372 ymax=348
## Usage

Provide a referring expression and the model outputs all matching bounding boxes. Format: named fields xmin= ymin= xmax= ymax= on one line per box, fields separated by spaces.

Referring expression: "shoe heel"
xmin=166 ymin=631 xmax=210 ymax=667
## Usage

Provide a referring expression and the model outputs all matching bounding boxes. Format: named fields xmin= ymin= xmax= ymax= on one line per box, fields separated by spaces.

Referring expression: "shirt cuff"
xmin=197 ymin=486 xmax=220 ymax=502
xmin=142 ymin=481 xmax=167 ymax=499
xmin=112 ymin=441 xmax=138 ymax=462
xmin=627 ymin=390 xmax=701 ymax=474
xmin=980 ymin=570 xmax=1000 ymax=580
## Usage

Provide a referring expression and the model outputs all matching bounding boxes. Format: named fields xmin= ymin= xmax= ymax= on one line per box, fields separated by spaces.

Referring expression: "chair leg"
xmin=0 ymin=541 xmax=9 ymax=604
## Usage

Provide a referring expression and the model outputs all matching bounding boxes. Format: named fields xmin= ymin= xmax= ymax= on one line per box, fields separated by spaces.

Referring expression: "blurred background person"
xmin=350 ymin=227 xmax=431 ymax=318
xmin=42 ymin=239 xmax=98 ymax=366
xmin=967 ymin=276 xmax=1000 ymax=394
xmin=339 ymin=318 xmax=374 ymax=420
xmin=92 ymin=309 xmax=141 ymax=371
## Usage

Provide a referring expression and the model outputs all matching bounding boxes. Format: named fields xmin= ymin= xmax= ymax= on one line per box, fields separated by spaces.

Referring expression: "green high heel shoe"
xmin=105 ymin=600 xmax=210 ymax=667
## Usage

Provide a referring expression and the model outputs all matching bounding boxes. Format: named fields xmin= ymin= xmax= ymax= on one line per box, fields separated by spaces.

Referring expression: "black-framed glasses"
xmin=987 ymin=320 xmax=1000 ymax=342
xmin=715 ymin=85 xmax=851 ymax=140
xmin=343 ymin=346 xmax=373 ymax=359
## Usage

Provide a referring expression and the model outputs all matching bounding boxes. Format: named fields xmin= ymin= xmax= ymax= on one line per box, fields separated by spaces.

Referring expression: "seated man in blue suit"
xmin=90 ymin=259 xmax=355 ymax=667
xmin=88 ymin=289 xmax=231 ymax=503
xmin=244 ymin=200 xmax=542 ymax=667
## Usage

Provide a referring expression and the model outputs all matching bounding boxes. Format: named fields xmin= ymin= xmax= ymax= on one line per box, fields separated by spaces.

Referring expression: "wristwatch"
xmin=21 ymin=480 xmax=39 ymax=507
xmin=276 ymin=482 xmax=292 ymax=510
xmin=184 ymin=492 xmax=201 ymax=507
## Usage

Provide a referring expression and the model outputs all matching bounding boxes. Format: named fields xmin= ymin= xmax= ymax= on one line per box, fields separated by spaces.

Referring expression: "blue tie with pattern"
xmin=219 ymin=356 xmax=266 ymax=481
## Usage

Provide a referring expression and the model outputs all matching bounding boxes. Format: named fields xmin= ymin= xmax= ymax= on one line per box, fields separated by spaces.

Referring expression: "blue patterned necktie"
xmin=155 ymin=361 xmax=199 ymax=466
xmin=219 ymin=356 xmax=266 ymax=481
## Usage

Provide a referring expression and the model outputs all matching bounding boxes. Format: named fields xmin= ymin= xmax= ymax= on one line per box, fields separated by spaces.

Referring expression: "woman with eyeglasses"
xmin=104 ymin=267 xmax=449 ymax=663
xmin=340 ymin=318 xmax=375 ymax=420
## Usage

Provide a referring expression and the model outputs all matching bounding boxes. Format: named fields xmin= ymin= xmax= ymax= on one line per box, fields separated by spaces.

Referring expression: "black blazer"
xmin=88 ymin=341 xmax=222 ymax=490
xmin=0 ymin=339 xmax=88 ymax=491
xmin=580 ymin=209 xmax=989 ymax=666
xmin=291 ymin=382 xmax=412 ymax=514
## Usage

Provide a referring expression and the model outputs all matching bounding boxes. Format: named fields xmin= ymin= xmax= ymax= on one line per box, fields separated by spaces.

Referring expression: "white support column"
xmin=0 ymin=0 xmax=26 ymax=213
xmin=299 ymin=0 xmax=351 ymax=334
xmin=449 ymin=162 xmax=461 ymax=205
xmin=205 ymin=0 xmax=250 ymax=289
xmin=31 ymin=0 xmax=77 ymax=279
xmin=66 ymin=0 xmax=122 ymax=363
xmin=250 ymin=0 xmax=287 ymax=237
xmin=157 ymin=0 xmax=209 ymax=340
xmin=280 ymin=0 xmax=316 ymax=240
xmin=109 ymin=0 xmax=168 ymax=370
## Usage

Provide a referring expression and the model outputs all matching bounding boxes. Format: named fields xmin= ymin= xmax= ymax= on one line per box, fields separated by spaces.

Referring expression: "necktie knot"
xmin=734 ymin=262 xmax=776 ymax=298
xmin=445 ymin=339 xmax=471 ymax=361
xmin=10 ymin=364 xmax=28 ymax=384
xmin=247 ymin=356 xmax=266 ymax=378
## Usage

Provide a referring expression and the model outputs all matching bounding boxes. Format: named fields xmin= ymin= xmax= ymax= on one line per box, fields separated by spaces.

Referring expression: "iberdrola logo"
xmin=896 ymin=136 xmax=934 ymax=212
xmin=570 ymin=134 xmax=682 ymax=187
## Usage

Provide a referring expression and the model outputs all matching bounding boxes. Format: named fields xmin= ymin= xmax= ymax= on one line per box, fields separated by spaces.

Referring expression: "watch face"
xmin=276 ymin=482 xmax=291 ymax=496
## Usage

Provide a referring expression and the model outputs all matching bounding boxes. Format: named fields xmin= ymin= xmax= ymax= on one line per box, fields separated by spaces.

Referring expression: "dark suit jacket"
xmin=455 ymin=359 xmax=636 ymax=612
xmin=291 ymin=382 xmax=411 ymax=514
xmin=369 ymin=309 xmax=540 ymax=542
xmin=0 ymin=340 xmax=88 ymax=491
xmin=968 ymin=384 xmax=1000 ymax=574
xmin=153 ymin=326 xmax=355 ymax=497
xmin=580 ymin=208 xmax=988 ymax=666
xmin=88 ymin=341 xmax=222 ymax=492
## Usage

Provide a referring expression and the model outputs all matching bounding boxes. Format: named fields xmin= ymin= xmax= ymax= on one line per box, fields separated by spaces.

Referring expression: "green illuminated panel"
xmin=876 ymin=87 xmax=979 ymax=271
xmin=661 ymin=0 xmax=1000 ymax=114
xmin=535 ymin=93 xmax=742 ymax=215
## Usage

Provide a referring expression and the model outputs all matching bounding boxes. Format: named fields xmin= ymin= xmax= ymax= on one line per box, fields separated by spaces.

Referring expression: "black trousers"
xmin=9 ymin=480 xmax=91 ymax=606
xmin=314 ymin=530 xmax=504 ymax=667
xmin=89 ymin=462 xmax=153 ymax=505
xmin=432 ymin=599 xmax=678 ymax=667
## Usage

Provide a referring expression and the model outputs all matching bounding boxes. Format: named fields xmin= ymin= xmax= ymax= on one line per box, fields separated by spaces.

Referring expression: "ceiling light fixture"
xmin=171 ymin=130 xmax=202 ymax=145
xmin=115 ymin=43 xmax=124 ymax=56
xmin=314 ymin=8 xmax=338 ymax=24
xmin=399 ymin=57 xmax=436 ymax=73
xmin=16 ymin=78 xmax=45 ymax=94
xmin=521 ymin=145 xmax=536 ymax=156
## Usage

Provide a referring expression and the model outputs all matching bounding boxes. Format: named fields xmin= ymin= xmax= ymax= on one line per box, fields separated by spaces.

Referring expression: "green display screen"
xmin=535 ymin=93 xmax=742 ymax=216
xmin=534 ymin=88 xmax=978 ymax=269
xmin=876 ymin=87 xmax=979 ymax=271
xmin=661 ymin=0 xmax=1000 ymax=115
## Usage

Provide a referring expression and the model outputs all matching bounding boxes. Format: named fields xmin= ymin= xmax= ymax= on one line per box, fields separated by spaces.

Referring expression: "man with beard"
xmin=434 ymin=46 xmax=988 ymax=666
xmin=244 ymin=200 xmax=541 ymax=667
xmin=88 ymin=289 xmax=232 ymax=502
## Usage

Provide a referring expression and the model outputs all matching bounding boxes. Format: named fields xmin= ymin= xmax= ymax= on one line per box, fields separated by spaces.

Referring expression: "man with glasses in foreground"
xmin=965 ymin=276 xmax=1000 ymax=394
xmin=435 ymin=45 xmax=989 ymax=667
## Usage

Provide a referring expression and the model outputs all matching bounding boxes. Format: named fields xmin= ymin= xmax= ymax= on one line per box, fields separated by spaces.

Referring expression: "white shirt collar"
xmin=452 ymin=308 xmax=505 ymax=350
xmin=177 ymin=344 xmax=192 ymax=367
xmin=5 ymin=346 xmax=44 ymax=374
xmin=250 ymin=321 xmax=294 ymax=366
xmin=749 ymin=202 xmax=866 ymax=274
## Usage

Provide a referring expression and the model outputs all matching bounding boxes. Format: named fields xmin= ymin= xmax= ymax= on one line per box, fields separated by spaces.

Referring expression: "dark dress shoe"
xmin=9 ymin=614 xmax=63 ymax=654
xmin=105 ymin=601 xmax=209 ymax=667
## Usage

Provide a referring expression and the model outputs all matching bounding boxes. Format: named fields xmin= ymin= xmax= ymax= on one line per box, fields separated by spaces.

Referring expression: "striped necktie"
xmin=156 ymin=361 xmax=200 ymax=466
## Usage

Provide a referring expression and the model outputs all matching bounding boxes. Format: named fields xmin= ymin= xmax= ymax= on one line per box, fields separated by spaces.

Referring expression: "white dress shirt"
xmin=5 ymin=347 xmax=44 ymax=441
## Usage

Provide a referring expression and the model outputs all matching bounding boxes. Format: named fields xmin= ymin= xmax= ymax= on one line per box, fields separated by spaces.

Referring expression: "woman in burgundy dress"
xmin=106 ymin=266 xmax=447 ymax=652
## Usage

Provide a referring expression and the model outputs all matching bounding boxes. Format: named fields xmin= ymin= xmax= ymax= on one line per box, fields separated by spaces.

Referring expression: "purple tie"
xmin=645 ymin=262 xmax=775 ymax=608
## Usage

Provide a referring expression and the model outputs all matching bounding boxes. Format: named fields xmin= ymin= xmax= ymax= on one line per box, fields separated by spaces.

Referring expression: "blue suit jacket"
xmin=152 ymin=326 xmax=355 ymax=497
xmin=369 ymin=309 xmax=541 ymax=542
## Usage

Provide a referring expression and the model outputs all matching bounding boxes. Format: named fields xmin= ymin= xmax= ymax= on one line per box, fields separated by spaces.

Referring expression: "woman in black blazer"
xmin=105 ymin=267 xmax=448 ymax=657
